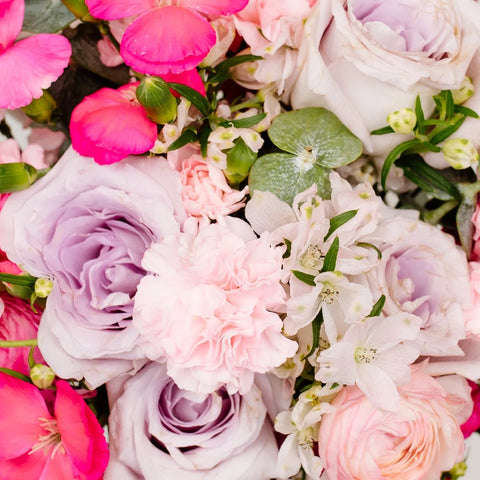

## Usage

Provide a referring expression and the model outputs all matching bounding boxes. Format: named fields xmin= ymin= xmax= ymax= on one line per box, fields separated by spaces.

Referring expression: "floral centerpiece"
xmin=1 ymin=0 xmax=480 ymax=479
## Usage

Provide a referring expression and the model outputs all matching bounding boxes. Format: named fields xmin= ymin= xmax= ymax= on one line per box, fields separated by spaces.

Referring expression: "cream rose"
xmin=290 ymin=0 xmax=480 ymax=158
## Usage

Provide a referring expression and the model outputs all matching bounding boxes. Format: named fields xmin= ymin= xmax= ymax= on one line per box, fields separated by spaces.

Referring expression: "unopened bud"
xmin=0 ymin=162 xmax=39 ymax=193
xmin=387 ymin=108 xmax=417 ymax=134
xmin=30 ymin=364 xmax=55 ymax=389
xmin=22 ymin=91 xmax=56 ymax=124
xmin=136 ymin=77 xmax=178 ymax=124
xmin=442 ymin=138 xmax=479 ymax=169
xmin=452 ymin=76 xmax=474 ymax=105
xmin=35 ymin=278 xmax=53 ymax=298
xmin=224 ymin=137 xmax=257 ymax=185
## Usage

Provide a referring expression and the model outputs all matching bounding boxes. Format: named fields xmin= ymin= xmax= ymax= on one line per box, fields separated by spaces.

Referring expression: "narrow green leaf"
xmin=454 ymin=105 xmax=480 ymax=118
xmin=198 ymin=124 xmax=212 ymax=158
xmin=0 ymin=367 xmax=33 ymax=383
xmin=368 ymin=295 xmax=386 ymax=317
xmin=370 ymin=126 xmax=395 ymax=135
xmin=415 ymin=95 xmax=426 ymax=135
xmin=443 ymin=90 xmax=455 ymax=119
xmin=324 ymin=210 xmax=358 ymax=241
xmin=283 ymin=238 xmax=292 ymax=259
xmin=381 ymin=139 xmax=420 ymax=190
xmin=320 ymin=237 xmax=340 ymax=273
xmin=291 ymin=270 xmax=316 ymax=286
xmin=429 ymin=116 xmax=465 ymax=145
xmin=167 ymin=83 xmax=210 ymax=116
xmin=167 ymin=128 xmax=198 ymax=152
xmin=302 ymin=309 xmax=324 ymax=360
xmin=396 ymin=155 xmax=460 ymax=200
xmin=356 ymin=242 xmax=382 ymax=260
xmin=218 ymin=113 xmax=266 ymax=129
xmin=208 ymin=54 xmax=263 ymax=85
xmin=0 ymin=273 xmax=37 ymax=287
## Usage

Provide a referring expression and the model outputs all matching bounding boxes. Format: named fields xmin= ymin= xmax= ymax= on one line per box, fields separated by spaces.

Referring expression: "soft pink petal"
xmin=70 ymin=85 xmax=158 ymax=165
xmin=0 ymin=374 xmax=51 ymax=459
xmin=85 ymin=0 xmax=154 ymax=20
xmin=0 ymin=34 xmax=71 ymax=109
xmin=178 ymin=0 xmax=248 ymax=16
xmin=162 ymin=68 xmax=206 ymax=96
xmin=0 ymin=0 xmax=24 ymax=50
xmin=120 ymin=6 xmax=216 ymax=75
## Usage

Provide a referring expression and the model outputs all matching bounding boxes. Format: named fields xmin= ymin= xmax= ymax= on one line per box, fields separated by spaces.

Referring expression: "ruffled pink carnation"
xmin=179 ymin=154 xmax=247 ymax=222
xmin=133 ymin=221 xmax=297 ymax=394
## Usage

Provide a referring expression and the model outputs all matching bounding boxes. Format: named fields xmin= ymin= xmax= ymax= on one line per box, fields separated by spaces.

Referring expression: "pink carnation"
xmin=0 ymin=292 xmax=43 ymax=375
xmin=461 ymin=380 xmax=480 ymax=438
xmin=0 ymin=374 xmax=109 ymax=479
xmin=133 ymin=221 xmax=297 ymax=394
xmin=179 ymin=154 xmax=247 ymax=222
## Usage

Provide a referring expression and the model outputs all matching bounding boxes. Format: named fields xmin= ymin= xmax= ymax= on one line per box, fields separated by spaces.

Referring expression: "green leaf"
xmin=198 ymin=123 xmax=212 ymax=158
xmin=444 ymin=90 xmax=455 ymax=119
xmin=208 ymin=54 xmax=263 ymax=85
xmin=0 ymin=367 xmax=33 ymax=383
xmin=381 ymin=139 xmax=420 ymax=190
xmin=23 ymin=0 xmax=76 ymax=33
xmin=368 ymin=295 xmax=386 ymax=317
xmin=454 ymin=105 xmax=480 ymax=118
xmin=167 ymin=128 xmax=198 ymax=152
xmin=429 ymin=116 xmax=465 ymax=145
xmin=456 ymin=182 xmax=480 ymax=257
xmin=291 ymin=270 xmax=316 ymax=286
xmin=396 ymin=155 xmax=460 ymax=201
xmin=267 ymin=108 xmax=363 ymax=168
xmin=320 ymin=237 xmax=339 ymax=273
xmin=415 ymin=95 xmax=426 ymax=134
xmin=324 ymin=210 xmax=358 ymax=241
xmin=0 ymin=273 xmax=37 ymax=287
xmin=356 ymin=242 xmax=382 ymax=260
xmin=249 ymin=152 xmax=331 ymax=205
xmin=224 ymin=137 xmax=257 ymax=185
xmin=0 ymin=163 xmax=42 ymax=193
xmin=218 ymin=113 xmax=266 ymax=129
xmin=167 ymin=83 xmax=210 ymax=117
xmin=303 ymin=309 xmax=324 ymax=360
xmin=370 ymin=126 xmax=395 ymax=135
xmin=283 ymin=238 xmax=292 ymax=259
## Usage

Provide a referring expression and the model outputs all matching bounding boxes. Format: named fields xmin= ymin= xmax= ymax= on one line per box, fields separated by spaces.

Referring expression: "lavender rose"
xmin=0 ymin=147 xmax=186 ymax=387
xmin=105 ymin=363 xmax=279 ymax=480
xmin=291 ymin=0 xmax=480 ymax=159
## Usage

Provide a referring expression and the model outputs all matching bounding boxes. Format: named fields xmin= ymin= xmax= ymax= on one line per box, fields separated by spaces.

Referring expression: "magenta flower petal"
xmin=85 ymin=0 xmax=154 ymax=20
xmin=120 ymin=6 xmax=216 ymax=75
xmin=55 ymin=380 xmax=109 ymax=479
xmin=0 ymin=374 xmax=51 ymax=459
xmin=70 ymin=84 xmax=158 ymax=165
xmin=0 ymin=0 xmax=24 ymax=50
xmin=0 ymin=34 xmax=71 ymax=109
xmin=178 ymin=0 xmax=248 ymax=16
xmin=0 ymin=451 xmax=50 ymax=480
xmin=162 ymin=68 xmax=206 ymax=96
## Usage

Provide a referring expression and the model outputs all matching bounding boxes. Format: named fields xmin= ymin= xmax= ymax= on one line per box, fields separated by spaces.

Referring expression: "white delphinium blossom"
xmin=275 ymin=383 xmax=342 ymax=479
xmin=316 ymin=314 xmax=422 ymax=412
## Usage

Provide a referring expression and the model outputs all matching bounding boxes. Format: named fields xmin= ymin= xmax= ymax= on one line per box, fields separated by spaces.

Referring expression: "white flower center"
xmin=320 ymin=283 xmax=339 ymax=304
xmin=354 ymin=347 xmax=377 ymax=364
xmin=301 ymin=245 xmax=323 ymax=269
xmin=29 ymin=418 xmax=64 ymax=459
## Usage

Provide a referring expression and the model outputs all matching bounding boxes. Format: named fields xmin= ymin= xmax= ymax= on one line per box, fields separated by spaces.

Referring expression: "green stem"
xmin=422 ymin=199 xmax=459 ymax=225
xmin=0 ymin=339 xmax=38 ymax=348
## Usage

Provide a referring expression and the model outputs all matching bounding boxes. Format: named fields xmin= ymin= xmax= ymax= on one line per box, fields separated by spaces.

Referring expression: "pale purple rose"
xmin=105 ymin=363 xmax=279 ymax=480
xmin=0 ymin=147 xmax=187 ymax=387
xmin=291 ymin=0 xmax=480 ymax=159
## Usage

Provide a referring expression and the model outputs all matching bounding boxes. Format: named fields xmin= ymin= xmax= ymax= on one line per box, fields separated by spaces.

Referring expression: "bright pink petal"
xmin=85 ymin=0 xmax=154 ymax=20
xmin=0 ymin=373 xmax=51 ymax=459
xmin=70 ymin=84 xmax=158 ymax=165
xmin=0 ymin=450 xmax=49 ymax=480
xmin=0 ymin=34 xmax=71 ymax=110
xmin=39 ymin=453 xmax=76 ymax=480
xmin=120 ymin=6 xmax=216 ymax=75
xmin=161 ymin=68 xmax=206 ymax=96
xmin=55 ymin=381 xmax=109 ymax=479
xmin=0 ymin=0 xmax=24 ymax=50
xmin=178 ymin=0 xmax=248 ymax=16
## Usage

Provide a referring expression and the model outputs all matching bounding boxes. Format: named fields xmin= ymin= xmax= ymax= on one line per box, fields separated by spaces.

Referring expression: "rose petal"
xmin=120 ymin=6 xmax=216 ymax=75
xmin=0 ymin=34 xmax=71 ymax=109
xmin=0 ymin=0 xmax=24 ymax=50
xmin=85 ymin=0 xmax=154 ymax=20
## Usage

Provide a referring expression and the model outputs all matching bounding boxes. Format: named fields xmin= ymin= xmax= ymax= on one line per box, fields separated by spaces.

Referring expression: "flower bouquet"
xmin=2 ymin=0 xmax=480 ymax=479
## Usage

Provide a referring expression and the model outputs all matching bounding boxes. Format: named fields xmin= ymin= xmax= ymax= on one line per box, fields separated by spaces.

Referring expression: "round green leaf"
xmin=249 ymin=152 xmax=331 ymax=205
xmin=268 ymin=107 xmax=363 ymax=168
xmin=23 ymin=0 xmax=75 ymax=33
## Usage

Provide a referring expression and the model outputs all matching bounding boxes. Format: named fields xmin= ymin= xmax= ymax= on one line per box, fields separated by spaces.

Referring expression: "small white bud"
xmin=387 ymin=108 xmax=417 ymax=134
xmin=442 ymin=138 xmax=479 ymax=169
xmin=30 ymin=364 xmax=56 ymax=389
xmin=34 ymin=278 xmax=53 ymax=298
xmin=452 ymin=76 xmax=474 ymax=105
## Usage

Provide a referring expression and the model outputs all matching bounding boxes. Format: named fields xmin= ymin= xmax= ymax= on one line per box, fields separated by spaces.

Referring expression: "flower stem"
xmin=0 ymin=339 xmax=38 ymax=348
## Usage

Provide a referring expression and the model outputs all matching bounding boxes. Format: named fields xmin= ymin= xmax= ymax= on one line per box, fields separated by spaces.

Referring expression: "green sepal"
xmin=224 ymin=137 xmax=257 ymax=185
xmin=0 ymin=163 xmax=43 ymax=193
xmin=136 ymin=77 xmax=178 ymax=124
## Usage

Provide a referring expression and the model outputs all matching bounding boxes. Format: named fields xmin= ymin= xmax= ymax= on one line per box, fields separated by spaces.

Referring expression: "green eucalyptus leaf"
xmin=23 ymin=0 xmax=76 ymax=33
xmin=249 ymin=152 xmax=331 ymax=205
xmin=268 ymin=108 xmax=363 ymax=168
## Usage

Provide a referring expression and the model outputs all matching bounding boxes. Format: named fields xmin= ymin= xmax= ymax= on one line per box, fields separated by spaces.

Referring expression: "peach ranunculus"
xmin=290 ymin=0 xmax=480 ymax=159
xmin=318 ymin=370 xmax=470 ymax=480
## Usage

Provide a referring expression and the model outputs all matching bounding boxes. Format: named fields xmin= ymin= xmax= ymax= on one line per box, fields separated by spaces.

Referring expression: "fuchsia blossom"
xmin=0 ymin=0 xmax=71 ymax=110
xmin=86 ymin=0 xmax=248 ymax=75
xmin=70 ymin=83 xmax=158 ymax=165
xmin=0 ymin=374 xmax=109 ymax=479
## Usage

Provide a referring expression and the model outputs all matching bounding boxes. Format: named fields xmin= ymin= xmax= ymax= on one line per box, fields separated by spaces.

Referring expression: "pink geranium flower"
xmin=0 ymin=0 xmax=71 ymax=109
xmin=0 ymin=374 xmax=109 ymax=479
xmin=70 ymin=83 xmax=158 ymax=165
xmin=85 ymin=0 xmax=248 ymax=75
